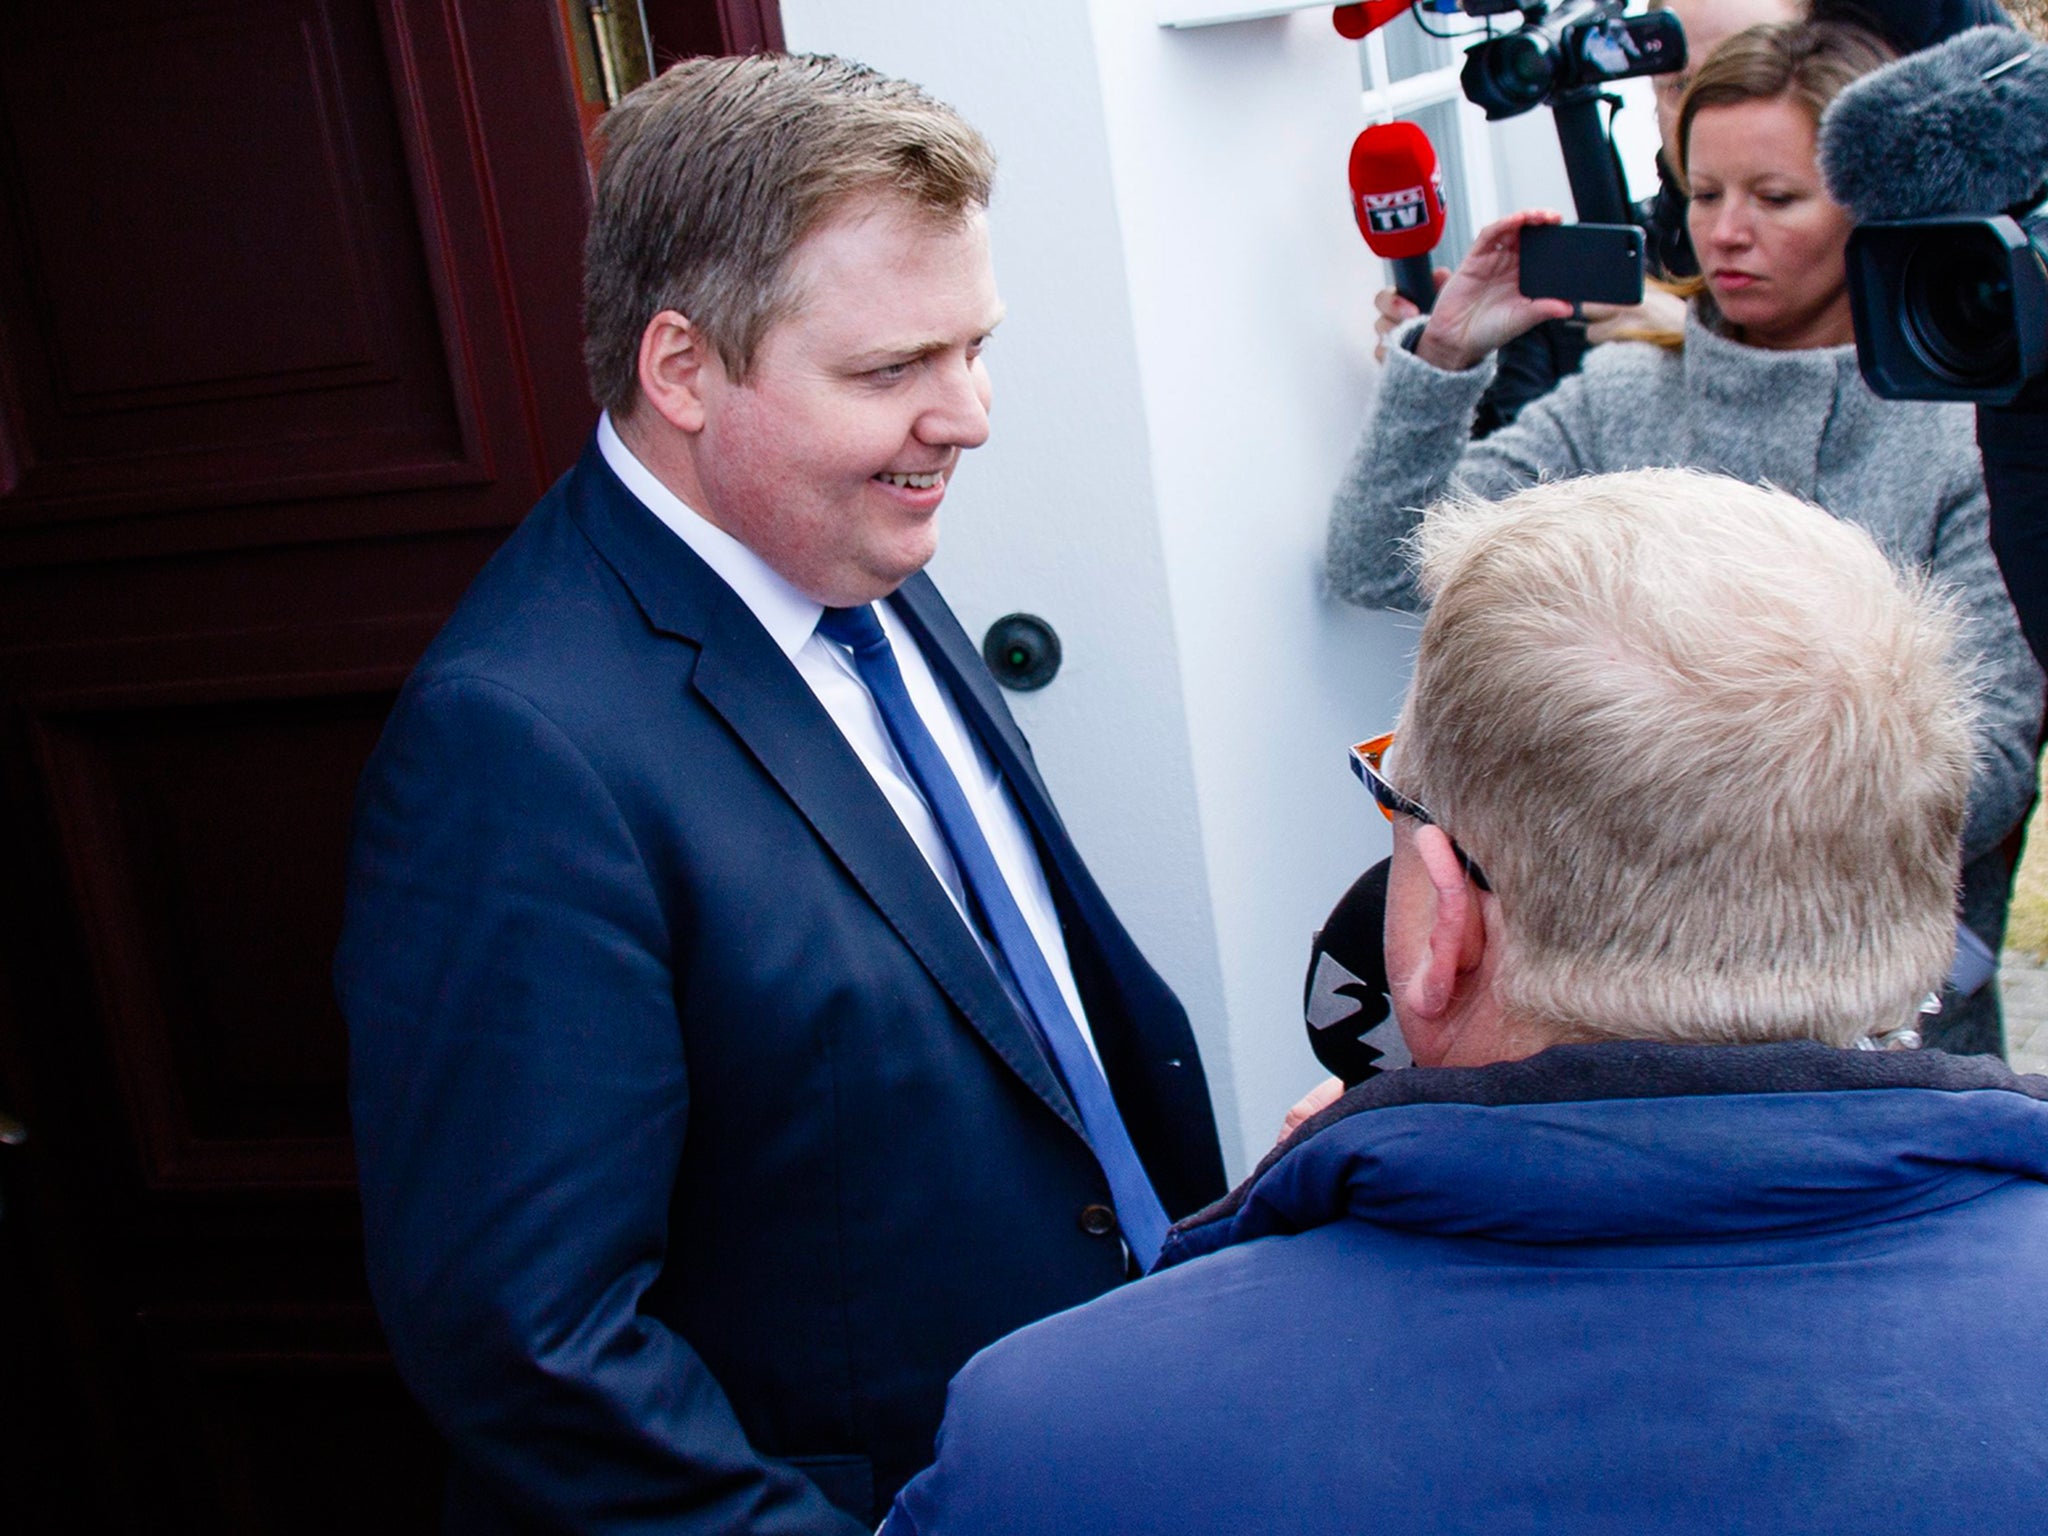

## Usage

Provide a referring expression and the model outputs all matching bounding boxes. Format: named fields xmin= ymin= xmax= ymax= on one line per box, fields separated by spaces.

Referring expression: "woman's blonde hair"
xmin=1614 ymin=20 xmax=1893 ymax=349
xmin=1675 ymin=18 xmax=1894 ymax=190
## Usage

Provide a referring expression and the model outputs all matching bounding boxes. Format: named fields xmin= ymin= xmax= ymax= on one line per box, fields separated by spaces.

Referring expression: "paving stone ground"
xmin=1996 ymin=959 xmax=2048 ymax=1076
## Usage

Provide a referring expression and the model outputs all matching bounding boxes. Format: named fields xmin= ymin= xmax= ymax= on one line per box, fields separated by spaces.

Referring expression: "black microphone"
xmin=1303 ymin=858 xmax=1411 ymax=1088
xmin=1819 ymin=25 xmax=2048 ymax=222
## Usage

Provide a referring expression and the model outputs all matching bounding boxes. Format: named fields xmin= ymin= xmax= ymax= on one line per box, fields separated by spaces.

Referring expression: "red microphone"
xmin=1347 ymin=120 xmax=1447 ymax=313
xmin=1332 ymin=2 xmax=1413 ymax=40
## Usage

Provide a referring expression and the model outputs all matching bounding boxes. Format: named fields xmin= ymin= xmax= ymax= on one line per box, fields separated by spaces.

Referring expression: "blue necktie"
xmin=817 ymin=603 xmax=1171 ymax=1270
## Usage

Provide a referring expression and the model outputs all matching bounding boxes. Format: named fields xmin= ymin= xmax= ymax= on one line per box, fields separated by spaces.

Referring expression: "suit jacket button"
xmin=1078 ymin=1203 xmax=1118 ymax=1238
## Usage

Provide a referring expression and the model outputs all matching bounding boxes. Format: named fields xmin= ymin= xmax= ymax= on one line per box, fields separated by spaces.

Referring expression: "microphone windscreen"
xmin=1819 ymin=26 xmax=2048 ymax=221
xmin=1304 ymin=858 xmax=1411 ymax=1087
xmin=1348 ymin=121 xmax=1448 ymax=260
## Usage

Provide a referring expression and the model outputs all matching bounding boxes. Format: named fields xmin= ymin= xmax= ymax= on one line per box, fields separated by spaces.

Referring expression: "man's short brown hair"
xmin=583 ymin=53 xmax=997 ymax=414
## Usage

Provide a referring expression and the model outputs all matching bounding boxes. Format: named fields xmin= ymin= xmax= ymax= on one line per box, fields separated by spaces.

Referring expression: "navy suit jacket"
xmin=336 ymin=441 xmax=1227 ymax=1535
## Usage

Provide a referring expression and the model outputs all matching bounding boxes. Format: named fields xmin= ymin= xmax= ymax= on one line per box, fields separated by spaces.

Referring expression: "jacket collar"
xmin=1163 ymin=1040 xmax=2048 ymax=1268
xmin=1681 ymin=299 xmax=1861 ymax=390
xmin=1679 ymin=302 xmax=1870 ymax=497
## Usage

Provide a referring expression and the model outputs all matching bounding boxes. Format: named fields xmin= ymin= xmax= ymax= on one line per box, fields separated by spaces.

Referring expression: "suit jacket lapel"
xmin=562 ymin=444 xmax=1084 ymax=1139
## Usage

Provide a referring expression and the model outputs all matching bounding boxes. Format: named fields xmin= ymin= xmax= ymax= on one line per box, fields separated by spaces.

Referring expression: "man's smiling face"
xmin=686 ymin=194 xmax=1004 ymax=606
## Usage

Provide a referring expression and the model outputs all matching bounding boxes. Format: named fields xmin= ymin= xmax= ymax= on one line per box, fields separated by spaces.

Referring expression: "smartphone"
xmin=1518 ymin=223 xmax=1645 ymax=307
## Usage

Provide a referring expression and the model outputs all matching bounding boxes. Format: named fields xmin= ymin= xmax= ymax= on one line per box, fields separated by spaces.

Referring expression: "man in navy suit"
xmin=336 ymin=54 xmax=1226 ymax=1536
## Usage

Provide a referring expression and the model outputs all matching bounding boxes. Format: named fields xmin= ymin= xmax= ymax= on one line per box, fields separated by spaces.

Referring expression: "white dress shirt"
xmin=597 ymin=414 xmax=1101 ymax=1065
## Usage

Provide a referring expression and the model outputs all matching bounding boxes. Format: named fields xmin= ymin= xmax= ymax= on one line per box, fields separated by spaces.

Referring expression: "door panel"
xmin=0 ymin=2 xmax=777 ymax=1529
xmin=29 ymin=688 xmax=391 ymax=1188
xmin=138 ymin=1306 xmax=445 ymax=1536
xmin=0 ymin=0 xmax=595 ymax=569
xmin=0 ymin=2 xmax=478 ymax=522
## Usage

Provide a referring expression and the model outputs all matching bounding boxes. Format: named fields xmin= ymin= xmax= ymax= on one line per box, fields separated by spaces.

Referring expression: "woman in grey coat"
xmin=1327 ymin=21 xmax=2043 ymax=1056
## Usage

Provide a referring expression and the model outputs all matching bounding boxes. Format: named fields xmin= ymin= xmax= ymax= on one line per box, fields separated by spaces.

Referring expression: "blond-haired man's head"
xmin=1382 ymin=469 xmax=1971 ymax=1067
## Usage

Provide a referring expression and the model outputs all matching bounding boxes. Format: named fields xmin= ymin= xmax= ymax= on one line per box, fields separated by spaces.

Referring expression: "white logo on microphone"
xmin=1361 ymin=184 xmax=1427 ymax=235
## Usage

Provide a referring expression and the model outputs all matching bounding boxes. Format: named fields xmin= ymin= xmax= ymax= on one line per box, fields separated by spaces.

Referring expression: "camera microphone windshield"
xmin=1819 ymin=24 xmax=2048 ymax=222
xmin=1819 ymin=26 xmax=2048 ymax=404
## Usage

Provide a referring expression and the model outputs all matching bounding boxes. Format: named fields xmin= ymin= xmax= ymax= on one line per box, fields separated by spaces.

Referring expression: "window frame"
xmin=1356 ymin=25 xmax=1504 ymax=275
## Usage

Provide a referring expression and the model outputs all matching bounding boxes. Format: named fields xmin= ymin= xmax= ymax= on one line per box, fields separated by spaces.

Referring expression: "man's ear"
xmin=636 ymin=309 xmax=717 ymax=434
xmin=1403 ymin=823 xmax=1489 ymax=1022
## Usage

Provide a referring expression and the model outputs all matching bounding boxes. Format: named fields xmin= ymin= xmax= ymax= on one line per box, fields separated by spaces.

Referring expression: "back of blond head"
xmin=1396 ymin=469 xmax=1972 ymax=1047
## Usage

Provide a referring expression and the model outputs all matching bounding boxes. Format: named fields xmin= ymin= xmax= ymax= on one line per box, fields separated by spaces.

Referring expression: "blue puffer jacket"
xmin=885 ymin=1042 xmax=2048 ymax=1535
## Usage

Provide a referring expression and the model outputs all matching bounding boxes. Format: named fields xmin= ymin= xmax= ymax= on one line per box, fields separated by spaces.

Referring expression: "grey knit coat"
xmin=1327 ymin=305 xmax=2044 ymax=881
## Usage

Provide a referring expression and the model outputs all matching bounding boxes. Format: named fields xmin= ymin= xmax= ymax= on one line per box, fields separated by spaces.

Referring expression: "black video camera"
xmin=1458 ymin=0 xmax=1685 ymax=121
xmin=1819 ymin=27 xmax=2048 ymax=408
xmin=1845 ymin=197 xmax=2048 ymax=406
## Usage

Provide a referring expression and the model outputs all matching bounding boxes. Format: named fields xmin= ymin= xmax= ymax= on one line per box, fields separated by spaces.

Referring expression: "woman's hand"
xmin=1582 ymin=286 xmax=1687 ymax=345
xmin=1413 ymin=209 xmax=1576 ymax=373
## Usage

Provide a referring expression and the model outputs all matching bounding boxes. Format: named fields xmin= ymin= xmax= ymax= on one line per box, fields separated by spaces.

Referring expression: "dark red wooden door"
xmin=0 ymin=3 xmax=733 ymax=1529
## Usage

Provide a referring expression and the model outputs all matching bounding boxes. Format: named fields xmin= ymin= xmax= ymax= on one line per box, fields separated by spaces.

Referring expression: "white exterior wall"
xmin=1073 ymin=8 xmax=1414 ymax=1177
xmin=778 ymin=2 xmax=1641 ymax=1176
